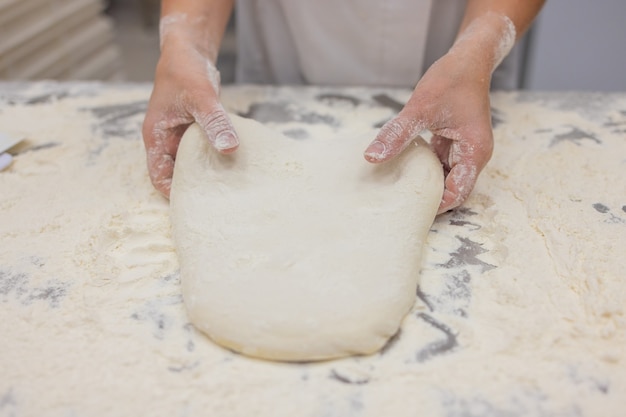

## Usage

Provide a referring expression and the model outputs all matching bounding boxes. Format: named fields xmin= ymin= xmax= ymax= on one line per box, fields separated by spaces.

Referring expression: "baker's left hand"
xmin=364 ymin=49 xmax=493 ymax=214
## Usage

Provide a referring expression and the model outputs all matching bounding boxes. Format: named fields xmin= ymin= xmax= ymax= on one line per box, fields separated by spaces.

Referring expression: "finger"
xmin=438 ymin=162 xmax=478 ymax=214
xmin=430 ymin=134 xmax=452 ymax=173
xmin=364 ymin=115 xmax=425 ymax=163
xmin=192 ymin=103 xmax=240 ymax=154
xmin=437 ymin=138 xmax=492 ymax=214
xmin=144 ymin=123 xmax=187 ymax=198
xmin=148 ymin=153 xmax=175 ymax=198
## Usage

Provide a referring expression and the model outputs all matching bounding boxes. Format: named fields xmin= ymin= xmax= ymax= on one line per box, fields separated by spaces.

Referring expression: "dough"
xmin=170 ymin=115 xmax=443 ymax=361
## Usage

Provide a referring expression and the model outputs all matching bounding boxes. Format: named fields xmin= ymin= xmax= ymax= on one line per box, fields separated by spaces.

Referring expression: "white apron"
xmin=235 ymin=0 xmax=519 ymax=89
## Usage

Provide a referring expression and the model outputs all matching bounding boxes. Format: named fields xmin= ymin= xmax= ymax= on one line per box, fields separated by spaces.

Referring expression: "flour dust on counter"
xmin=170 ymin=115 xmax=443 ymax=361
xmin=1 ymin=83 xmax=625 ymax=417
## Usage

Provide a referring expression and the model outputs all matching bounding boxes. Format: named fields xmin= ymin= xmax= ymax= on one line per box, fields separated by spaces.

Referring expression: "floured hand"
xmin=364 ymin=12 xmax=518 ymax=214
xmin=142 ymin=5 xmax=238 ymax=198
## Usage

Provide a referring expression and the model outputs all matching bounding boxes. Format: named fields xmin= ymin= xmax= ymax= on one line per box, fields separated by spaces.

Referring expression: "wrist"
xmin=156 ymin=27 xmax=222 ymax=94
xmin=448 ymin=12 xmax=516 ymax=78
xmin=159 ymin=13 xmax=220 ymax=63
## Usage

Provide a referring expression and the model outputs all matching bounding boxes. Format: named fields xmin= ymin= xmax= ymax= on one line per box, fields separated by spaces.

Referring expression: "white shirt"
xmin=235 ymin=0 xmax=519 ymax=89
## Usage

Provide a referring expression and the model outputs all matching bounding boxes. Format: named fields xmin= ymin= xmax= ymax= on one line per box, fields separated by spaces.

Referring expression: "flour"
xmin=452 ymin=12 xmax=516 ymax=71
xmin=495 ymin=15 xmax=516 ymax=68
xmin=1 ymin=84 xmax=625 ymax=416
xmin=159 ymin=13 xmax=186 ymax=49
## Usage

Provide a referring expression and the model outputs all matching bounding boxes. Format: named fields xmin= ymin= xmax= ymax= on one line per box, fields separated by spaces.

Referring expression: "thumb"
xmin=192 ymin=102 xmax=240 ymax=154
xmin=364 ymin=114 xmax=426 ymax=163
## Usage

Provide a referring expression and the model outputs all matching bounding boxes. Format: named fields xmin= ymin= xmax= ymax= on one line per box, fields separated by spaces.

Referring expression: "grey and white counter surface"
xmin=1 ymin=83 xmax=625 ymax=417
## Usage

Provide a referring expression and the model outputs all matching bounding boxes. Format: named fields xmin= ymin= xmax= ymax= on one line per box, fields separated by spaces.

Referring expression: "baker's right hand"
xmin=142 ymin=34 xmax=239 ymax=198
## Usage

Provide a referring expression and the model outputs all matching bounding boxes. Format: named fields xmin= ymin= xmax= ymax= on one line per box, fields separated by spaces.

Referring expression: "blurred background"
xmin=0 ymin=0 xmax=624 ymax=91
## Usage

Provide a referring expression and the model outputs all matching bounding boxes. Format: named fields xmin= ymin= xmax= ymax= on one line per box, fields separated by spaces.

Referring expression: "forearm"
xmin=460 ymin=0 xmax=545 ymax=40
xmin=450 ymin=0 xmax=545 ymax=78
xmin=160 ymin=0 xmax=234 ymax=63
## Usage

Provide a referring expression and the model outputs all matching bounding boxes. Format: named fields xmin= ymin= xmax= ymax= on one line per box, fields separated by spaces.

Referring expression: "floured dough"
xmin=170 ymin=115 xmax=443 ymax=361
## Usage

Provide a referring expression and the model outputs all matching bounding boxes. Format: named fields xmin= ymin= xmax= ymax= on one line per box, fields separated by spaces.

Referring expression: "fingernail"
xmin=364 ymin=141 xmax=387 ymax=160
xmin=438 ymin=189 xmax=461 ymax=214
xmin=215 ymin=131 xmax=238 ymax=150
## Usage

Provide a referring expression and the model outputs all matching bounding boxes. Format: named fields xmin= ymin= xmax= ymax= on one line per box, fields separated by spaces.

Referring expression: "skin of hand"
xmin=143 ymin=0 xmax=236 ymax=197
xmin=364 ymin=1 xmax=545 ymax=214
xmin=365 ymin=49 xmax=493 ymax=215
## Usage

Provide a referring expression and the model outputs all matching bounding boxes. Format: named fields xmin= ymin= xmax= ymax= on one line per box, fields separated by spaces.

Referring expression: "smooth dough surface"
xmin=170 ymin=115 xmax=443 ymax=361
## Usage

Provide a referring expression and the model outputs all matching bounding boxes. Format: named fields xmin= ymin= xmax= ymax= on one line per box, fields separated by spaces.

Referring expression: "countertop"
xmin=1 ymin=82 xmax=625 ymax=417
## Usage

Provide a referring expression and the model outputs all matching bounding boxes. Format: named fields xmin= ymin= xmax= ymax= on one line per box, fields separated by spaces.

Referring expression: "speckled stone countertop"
xmin=1 ymin=82 xmax=625 ymax=417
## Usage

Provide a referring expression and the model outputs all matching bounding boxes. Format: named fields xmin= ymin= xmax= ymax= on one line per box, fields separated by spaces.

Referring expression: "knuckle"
xmin=378 ymin=116 xmax=425 ymax=149
xmin=379 ymin=118 xmax=407 ymax=144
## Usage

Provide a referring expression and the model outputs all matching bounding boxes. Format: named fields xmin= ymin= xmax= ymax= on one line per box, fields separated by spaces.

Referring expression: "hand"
xmin=364 ymin=50 xmax=494 ymax=214
xmin=142 ymin=38 xmax=239 ymax=198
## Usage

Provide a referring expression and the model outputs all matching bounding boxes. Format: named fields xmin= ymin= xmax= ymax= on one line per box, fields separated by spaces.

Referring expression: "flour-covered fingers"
xmin=192 ymin=104 xmax=239 ymax=154
xmin=143 ymin=122 xmax=188 ymax=197
xmin=438 ymin=163 xmax=478 ymax=214
xmin=364 ymin=115 xmax=426 ymax=163
xmin=437 ymin=138 xmax=492 ymax=214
